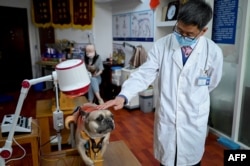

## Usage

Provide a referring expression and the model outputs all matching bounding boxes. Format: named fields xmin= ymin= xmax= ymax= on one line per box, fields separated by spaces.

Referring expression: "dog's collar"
xmin=81 ymin=131 xmax=105 ymax=159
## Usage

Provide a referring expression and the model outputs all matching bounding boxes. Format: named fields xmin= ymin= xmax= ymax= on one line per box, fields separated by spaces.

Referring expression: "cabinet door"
xmin=101 ymin=63 xmax=123 ymax=100
xmin=39 ymin=26 xmax=55 ymax=55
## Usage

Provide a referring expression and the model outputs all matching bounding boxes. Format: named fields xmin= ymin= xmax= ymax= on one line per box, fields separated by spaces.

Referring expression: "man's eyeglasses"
xmin=173 ymin=24 xmax=200 ymax=42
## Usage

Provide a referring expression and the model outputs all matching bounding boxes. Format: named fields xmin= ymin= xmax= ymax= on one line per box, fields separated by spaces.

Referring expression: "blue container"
xmin=111 ymin=66 xmax=122 ymax=73
xmin=33 ymin=82 xmax=44 ymax=92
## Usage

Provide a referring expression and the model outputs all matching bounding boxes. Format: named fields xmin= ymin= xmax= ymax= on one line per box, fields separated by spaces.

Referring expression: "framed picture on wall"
xmin=165 ymin=1 xmax=180 ymax=21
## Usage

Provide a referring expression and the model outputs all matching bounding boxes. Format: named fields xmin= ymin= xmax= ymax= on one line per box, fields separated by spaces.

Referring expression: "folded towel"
xmin=129 ymin=45 xmax=147 ymax=68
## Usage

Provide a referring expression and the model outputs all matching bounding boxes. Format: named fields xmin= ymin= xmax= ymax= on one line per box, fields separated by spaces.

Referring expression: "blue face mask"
xmin=174 ymin=31 xmax=198 ymax=46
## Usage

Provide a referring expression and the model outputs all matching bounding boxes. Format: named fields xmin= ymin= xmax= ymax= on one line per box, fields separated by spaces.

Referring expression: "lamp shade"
xmin=55 ymin=59 xmax=90 ymax=97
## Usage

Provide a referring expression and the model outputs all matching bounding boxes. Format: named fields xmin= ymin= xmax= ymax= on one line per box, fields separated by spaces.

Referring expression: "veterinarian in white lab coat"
xmin=98 ymin=1 xmax=223 ymax=166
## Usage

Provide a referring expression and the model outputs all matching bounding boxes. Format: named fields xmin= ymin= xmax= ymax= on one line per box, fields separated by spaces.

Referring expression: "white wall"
xmin=111 ymin=0 xmax=153 ymax=53
xmin=93 ymin=3 xmax=113 ymax=60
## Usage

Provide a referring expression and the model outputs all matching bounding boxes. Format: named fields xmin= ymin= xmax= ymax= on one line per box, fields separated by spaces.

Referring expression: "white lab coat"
xmin=120 ymin=33 xmax=223 ymax=166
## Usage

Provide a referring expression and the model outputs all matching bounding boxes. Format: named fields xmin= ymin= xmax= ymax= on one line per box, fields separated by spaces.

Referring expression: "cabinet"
xmin=101 ymin=62 xmax=124 ymax=101
xmin=32 ymin=0 xmax=93 ymax=29
xmin=39 ymin=26 xmax=55 ymax=55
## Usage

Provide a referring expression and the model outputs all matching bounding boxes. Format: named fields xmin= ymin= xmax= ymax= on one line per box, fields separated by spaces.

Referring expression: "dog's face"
xmin=83 ymin=109 xmax=115 ymax=138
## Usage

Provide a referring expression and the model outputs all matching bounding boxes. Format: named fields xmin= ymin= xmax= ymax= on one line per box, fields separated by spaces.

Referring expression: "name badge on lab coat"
xmin=197 ymin=76 xmax=210 ymax=86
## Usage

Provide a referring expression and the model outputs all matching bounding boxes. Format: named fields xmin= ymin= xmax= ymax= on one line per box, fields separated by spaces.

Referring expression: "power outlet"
xmin=53 ymin=110 xmax=64 ymax=131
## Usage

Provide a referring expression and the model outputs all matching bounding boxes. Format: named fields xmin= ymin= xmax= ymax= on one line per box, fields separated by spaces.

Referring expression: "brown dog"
xmin=65 ymin=103 xmax=115 ymax=166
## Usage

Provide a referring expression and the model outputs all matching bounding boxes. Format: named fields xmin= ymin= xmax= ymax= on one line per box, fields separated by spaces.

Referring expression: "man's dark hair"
xmin=177 ymin=0 xmax=213 ymax=30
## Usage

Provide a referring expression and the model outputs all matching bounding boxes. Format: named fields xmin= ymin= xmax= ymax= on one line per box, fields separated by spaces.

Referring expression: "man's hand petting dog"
xmin=97 ymin=96 xmax=126 ymax=110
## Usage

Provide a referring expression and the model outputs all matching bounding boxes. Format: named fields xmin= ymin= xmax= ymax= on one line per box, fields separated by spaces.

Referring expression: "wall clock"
xmin=165 ymin=1 xmax=180 ymax=21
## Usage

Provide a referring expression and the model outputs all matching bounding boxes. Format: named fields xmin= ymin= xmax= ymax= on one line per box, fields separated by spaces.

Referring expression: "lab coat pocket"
xmin=197 ymin=101 xmax=210 ymax=127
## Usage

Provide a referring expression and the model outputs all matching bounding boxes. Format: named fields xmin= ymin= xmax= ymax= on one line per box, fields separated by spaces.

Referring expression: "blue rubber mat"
xmin=217 ymin=136 xmax=240 ymax=150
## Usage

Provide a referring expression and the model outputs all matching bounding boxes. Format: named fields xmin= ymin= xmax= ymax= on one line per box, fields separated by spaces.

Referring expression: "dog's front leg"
xmin=77 ymin=138 xmax=94 ymax=166
xmin=100 ymin=133 xmax=110 ymax=156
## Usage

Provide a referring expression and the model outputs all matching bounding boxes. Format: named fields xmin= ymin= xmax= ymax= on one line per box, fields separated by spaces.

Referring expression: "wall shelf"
xmin=156 ymin=20 xmax=176 ymax=27
xmin=154 ymin=0 xmax=176 ymax=40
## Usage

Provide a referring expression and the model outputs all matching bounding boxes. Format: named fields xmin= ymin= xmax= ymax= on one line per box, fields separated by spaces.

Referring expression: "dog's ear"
xmin=79 ymin=106 xmax=89 ymax=117
xmin=79 ymin=107 xmax=91 ymax=123
xmin=72 ymin=106 xmax=81 ymax=114
xmin=71 ymin=106 xmax=90 ymax=121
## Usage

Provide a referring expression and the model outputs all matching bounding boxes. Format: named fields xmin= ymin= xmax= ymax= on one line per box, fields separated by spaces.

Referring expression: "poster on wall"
xmin=112 ymin=10 xmax=154 ymax=42
xmin=212 ymin=0 xmax=238 ymax=44
xmin=130 ymin=10 xmax=154 ymax=41
xmin=112 ymin=13 xmax=131 ymax=40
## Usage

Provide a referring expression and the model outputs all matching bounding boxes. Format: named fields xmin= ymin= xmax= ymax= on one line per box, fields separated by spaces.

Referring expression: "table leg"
xmin=37 ymin=117 xmax=51 ymax=153
xmin=31 ymin=137 xmax=39 ymax=166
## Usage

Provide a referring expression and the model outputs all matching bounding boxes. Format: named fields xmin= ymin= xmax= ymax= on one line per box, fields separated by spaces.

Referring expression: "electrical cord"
xmin=5 ymin=137 xmax=26 ymax=164
xmin=40 ymin=135 xmax=58 ymax=147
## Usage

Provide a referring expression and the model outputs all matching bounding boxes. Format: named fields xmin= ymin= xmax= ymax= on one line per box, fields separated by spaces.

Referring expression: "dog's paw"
xmin=64 ymin=115 xmax=75 ymax=129
xmin=84 ymin=158 xmax=94 ymax=166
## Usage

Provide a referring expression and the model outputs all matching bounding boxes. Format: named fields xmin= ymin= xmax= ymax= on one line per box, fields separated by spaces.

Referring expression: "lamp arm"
xmin=0 ymin=74 xmax=53 ymax=163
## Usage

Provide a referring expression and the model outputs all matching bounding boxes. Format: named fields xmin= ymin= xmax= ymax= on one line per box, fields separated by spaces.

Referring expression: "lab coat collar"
xmin=184 ymin=37 xmax=205 ymax=69
xmin=171 ymin=34 xmax=206 ymax=70
xmin=171 ymin=34 xmax=183 ymax=69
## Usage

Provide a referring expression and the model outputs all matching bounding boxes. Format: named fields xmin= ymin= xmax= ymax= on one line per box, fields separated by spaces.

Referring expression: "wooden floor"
xmin=0 ymin=88 xmax=227 ymax=166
